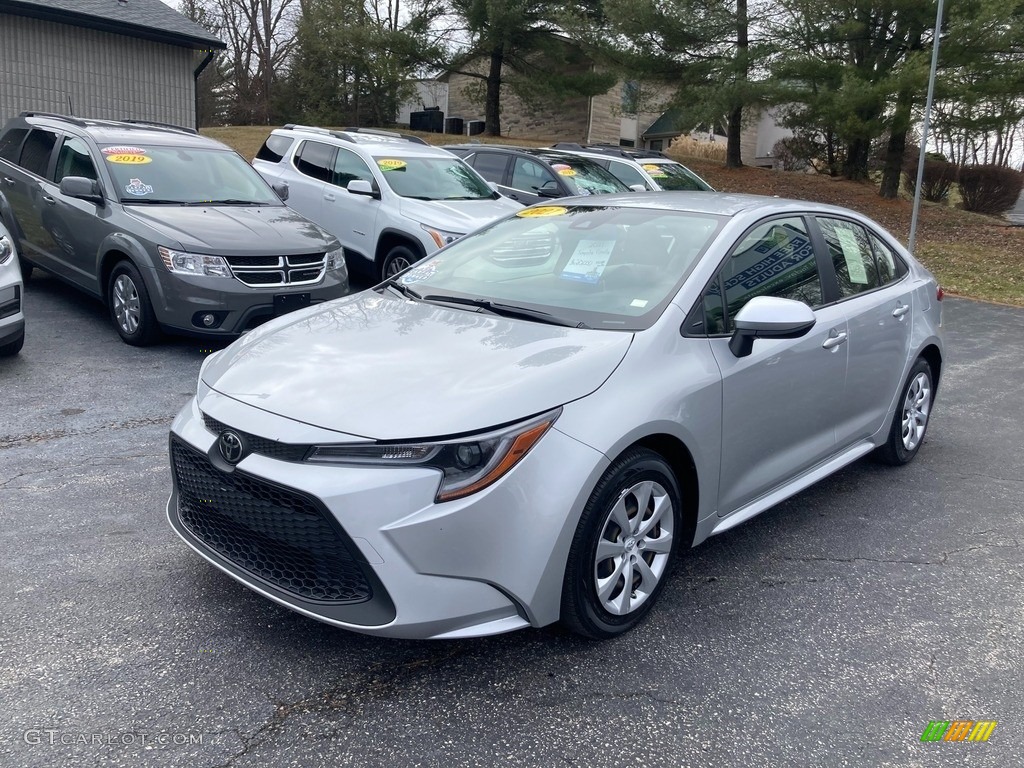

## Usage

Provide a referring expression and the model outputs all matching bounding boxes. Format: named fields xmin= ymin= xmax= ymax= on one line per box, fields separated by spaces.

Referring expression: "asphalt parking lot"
xmin=1 ymin=273 xmax=1021 ymax=768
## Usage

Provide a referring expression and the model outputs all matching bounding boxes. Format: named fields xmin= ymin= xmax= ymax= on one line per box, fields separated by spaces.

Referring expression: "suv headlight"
xmin=325 ymin=247 xmax=347 ymax=273
xmin=421 ymin=225 xmax=465 ymax=249
xmin=0 ymin=234 xmax=13 ymax=265
xmin=306 ymin=409 xmax=560 ymax=502
xmin=158 ymin=246 xmax=231 ymax=278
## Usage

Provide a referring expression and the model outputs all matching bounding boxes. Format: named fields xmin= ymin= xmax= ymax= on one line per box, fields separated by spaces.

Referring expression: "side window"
xmin=818 ymin=217 xmax=880 ymax=297
xmin=54 ymin=137 xmax=98 ymax=182
xmin=511 ymin=157 xmax=557 ymax=192
xmin=869 ymin=232 xmax=907 ymax=285
xmin=608 ymin=160 xmax=649 ymax=190
xmin=256 ymin=134 xmax=294 ymax=163
xmin=294 ymin=140 xmax=335 ymax=182
xmin=332 ymin=148 xmax=374 ymax=189
xmin=18 ymin=129 xmax=59 ymax=177
xmin=470 ymin=152 xmax=509 ymax=183
xmin=0 ymin=128 xmax=28 ymax=163
xmin=702 ymin=279 xmax=727 ymax=335
xmin=719 ymin=217 xmax=822 ymax=331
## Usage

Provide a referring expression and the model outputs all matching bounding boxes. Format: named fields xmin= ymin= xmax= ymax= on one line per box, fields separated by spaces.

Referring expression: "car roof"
xmin=14 ymin=112 xmax=218 ymax=149
xmin=553 ymin=191 xmax=875 ymax=220
xmin=443 ymin=144 xmax=607 ymax=164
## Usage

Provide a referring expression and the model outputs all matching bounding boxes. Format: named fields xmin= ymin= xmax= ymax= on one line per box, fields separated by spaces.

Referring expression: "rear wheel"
xmin=380 ymin=244 xmax=418 ymax=281
xmin=561 ymin=448 xmax=683 ymax=639
xmin=108 ymin=260 xmax=160 ymax=346
xmin=875 ymin=357 xmax=934 ymax=466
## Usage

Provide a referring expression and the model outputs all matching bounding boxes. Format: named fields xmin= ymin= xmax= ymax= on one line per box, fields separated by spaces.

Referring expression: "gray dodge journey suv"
xmin=0 ymin=112 xmax=347 ymax=345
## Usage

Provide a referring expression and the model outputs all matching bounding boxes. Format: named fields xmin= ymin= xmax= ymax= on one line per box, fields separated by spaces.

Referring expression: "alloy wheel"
xmin=901 ymin=371 xmax=931 ymax=452
xmin=113 ymin=274 xmax=141 ymax=335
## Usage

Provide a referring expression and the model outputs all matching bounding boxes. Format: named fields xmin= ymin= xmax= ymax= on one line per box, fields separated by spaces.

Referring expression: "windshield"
xmin=101 ymin=145 xmax=281 ymax=205
xmin=374 ymin=156 xmax=495 ymax=200
xmin=395 ymin=205 xmax=724 ymax=331
xmin=642 ymin=161 xmax=714 ymax=191
xmin=545 ymin=156 xmax=630 ymax=196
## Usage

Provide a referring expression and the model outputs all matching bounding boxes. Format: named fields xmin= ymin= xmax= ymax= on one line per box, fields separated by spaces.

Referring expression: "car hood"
xmin=123 ymin=204 xmax=337 ymax=255
xmin=397 ymin=196 xmax=522 ymax=235
xmin=202 ymin=292 xmax=632 ymax=440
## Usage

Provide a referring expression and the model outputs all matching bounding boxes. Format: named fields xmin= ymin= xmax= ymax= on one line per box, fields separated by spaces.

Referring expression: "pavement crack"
xmin=0 ymin=415 xmax=177 ymax=450
xmin=773 ymin=555 xmax=939 ymax=566
xmin=0 ymin=454 xmax=166 ymax=488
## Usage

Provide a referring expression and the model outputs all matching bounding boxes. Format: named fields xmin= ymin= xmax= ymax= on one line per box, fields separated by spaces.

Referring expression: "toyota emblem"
xmin=218 ymin=430 xmax=245 ymax=464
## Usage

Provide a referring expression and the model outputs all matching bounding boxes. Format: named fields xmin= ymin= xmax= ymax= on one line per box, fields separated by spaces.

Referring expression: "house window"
xmin=618 ymin=139 xmax=635 ymax=148
xmin=621 ymin=81 xmax=640 ymax=113
xmin=649 ymin=140 xmax=664 ymax=151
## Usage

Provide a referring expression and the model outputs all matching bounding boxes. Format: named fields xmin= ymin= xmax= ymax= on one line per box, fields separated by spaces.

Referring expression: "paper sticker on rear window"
xmin=560 ymin=239 xmax=615 ymax=284
xmin=377 ymin=158 xmax=407 ymax=171
xmin=835 ymin=226 xmax=869 ymax=284
xmin=107 ymin=154 xmax=152 ymax=165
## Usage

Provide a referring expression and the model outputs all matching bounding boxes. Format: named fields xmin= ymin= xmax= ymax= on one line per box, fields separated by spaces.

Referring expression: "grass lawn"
xmin=204 ymin=125 xmax=1024 ymax=307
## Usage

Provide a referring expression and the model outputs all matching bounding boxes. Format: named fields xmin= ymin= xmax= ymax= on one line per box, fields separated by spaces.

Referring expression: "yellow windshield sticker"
xmin=517 ymin=206 xmax=567 ymax=218
xmin=377 ymin=158 xmax=407 ymax=171
xmin=106 ymin=154 xmax=152 ymax=165
xmin=643 ymin=163 xmax=668 ymax=178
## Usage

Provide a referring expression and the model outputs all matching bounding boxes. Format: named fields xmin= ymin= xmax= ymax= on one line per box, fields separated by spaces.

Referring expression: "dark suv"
xmin=0 ymin=112 xmax=347 ymax=345
xmin=443 ymin=145 xmax=630 ymax=205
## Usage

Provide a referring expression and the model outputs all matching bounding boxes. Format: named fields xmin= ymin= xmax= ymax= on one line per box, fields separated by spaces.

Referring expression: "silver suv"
xmin=550 ymin=143 xmax=714 ymax=192
xmin=0 ymin=112 xmax=347 ymax=346
xmin=252 ymin=126 xmax=522 ymax=280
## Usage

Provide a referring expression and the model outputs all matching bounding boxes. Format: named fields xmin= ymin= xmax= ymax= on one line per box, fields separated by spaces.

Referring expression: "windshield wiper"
xmin=419 ymin=294 xmax=588 ymax=328
xmin=381 ymin=280 xmax=422 ymax=300
xmin=121 ymin=199 xmax=186 ymax=205
xmin=186 ymin=199 xmax=269 ymax=206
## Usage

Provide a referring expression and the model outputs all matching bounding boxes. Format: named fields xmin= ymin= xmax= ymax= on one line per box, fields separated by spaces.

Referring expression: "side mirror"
xmin=271 ymin=181 xmax=289 ymax=201
xmin=59 ymin=176 xmax=104 ymax=205
xmin=728 ymin=296 xmax=816 ymax=358
xmin=488 ymin=181 xmax=501 ymax=194
xmin=348 ymin=179 xmax=380 ymax=199
xmin=629 ymin=184 xmax=647 ymax=192
xmin=537 ymin=180 xmax=562 ymax=198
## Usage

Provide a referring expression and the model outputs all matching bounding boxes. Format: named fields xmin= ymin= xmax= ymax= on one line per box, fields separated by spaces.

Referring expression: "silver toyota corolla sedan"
xmin=167 ymin=193 xmax=944 ymax=640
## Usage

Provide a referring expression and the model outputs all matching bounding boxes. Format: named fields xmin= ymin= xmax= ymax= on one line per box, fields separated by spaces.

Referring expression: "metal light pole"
xmin=907 ymin=0 xmax=946 ymax=254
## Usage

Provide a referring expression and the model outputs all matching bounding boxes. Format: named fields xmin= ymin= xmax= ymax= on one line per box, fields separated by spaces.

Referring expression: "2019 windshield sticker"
xmin=552 ymin=164 xmax=577 ymax=177
xmin=643 ymin=164 xmax=668 ymax=178
xmin=377 ymin=159 xmax=407 ymax=172
xmin=517 ymin=206 xmax=567 ymax=218
xmin=124 ymin=178 xmax=154 ymax=196
xmin=107 ymin=154 xmax=152 ymax=165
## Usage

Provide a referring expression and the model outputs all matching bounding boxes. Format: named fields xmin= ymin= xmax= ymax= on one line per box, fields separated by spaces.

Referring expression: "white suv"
xmin=549 ymin=143 xmax=714 ymax=193
xmin=254 ymin=126 xmax=522 ymax=280
xmin=0 ymin=219 xmax=25 ymax=356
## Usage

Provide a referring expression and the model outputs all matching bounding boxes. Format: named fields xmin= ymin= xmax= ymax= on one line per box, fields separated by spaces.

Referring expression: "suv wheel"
xmin=380 ymin=244 xmax=418 ymax=281
xmin=108 ymin=261 xmax=160 ymax=346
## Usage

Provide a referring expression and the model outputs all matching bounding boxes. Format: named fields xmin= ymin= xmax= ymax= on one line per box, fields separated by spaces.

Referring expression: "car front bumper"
xmin=166 ymin=392 xmax=607 ymax=639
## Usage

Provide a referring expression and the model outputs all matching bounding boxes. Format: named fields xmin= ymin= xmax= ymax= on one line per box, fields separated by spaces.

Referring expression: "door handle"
xmin=822 ymin=330 xmax=848 ymax=349
xmin=42 ymin=196 xmax=56 ymax=205
xmin=2 ymin=177 xmax=14 ymax=187
xmin=892 ymin=303 xmax=910 ymax=318
xmin=323 ymin=193 xmax=335 ymax=202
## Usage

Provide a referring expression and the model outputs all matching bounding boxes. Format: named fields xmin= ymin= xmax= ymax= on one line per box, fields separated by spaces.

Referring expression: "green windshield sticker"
xmin=377 ymin=158 xmax=407 ymax=171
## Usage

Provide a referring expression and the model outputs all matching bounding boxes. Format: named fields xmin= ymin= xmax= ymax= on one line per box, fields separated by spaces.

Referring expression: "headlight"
xmin=325 ymin=247 xmax=347 ymax=273
xmin=158 ymin=246 xmax=231 ymax=278
xmin=0 ymin=235 xmax=13 ymax=265
xmin=306 ymin=409 xmax=560 ymax=502
xmin=421 ymin=224 xmax=464 ymax=249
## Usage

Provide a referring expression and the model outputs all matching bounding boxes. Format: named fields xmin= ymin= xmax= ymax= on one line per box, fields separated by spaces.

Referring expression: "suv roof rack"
xmin=281 ymin=124 xmax=428 ymax=146
xmin=550 ymin=142 xmax=670 ymax=160
xmin=19 ymin=111 xmax=87 ymax=127
xmin=340 ymin=127 xmax=428 ymax=145
xmin=121 ymin=119 xmax=198 ymax=135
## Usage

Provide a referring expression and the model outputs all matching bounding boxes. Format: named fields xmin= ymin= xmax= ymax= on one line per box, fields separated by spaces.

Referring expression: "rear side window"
xmin=869 ymin=232 xmax=908 ymax=284
xmin=18 ymin=129 xmax=58 ymax=177
xmin=294 ymin=140 xmax=335 ymax=182
xmin=470 ymin=152 xmax=509 ymax=183
xmin=256 ymin=134 xmax=294 ymax=163
xmin=818 ymin=217 xmax=880 ymax=297
xmin=0 ymin=129 xmax=28 ymax=163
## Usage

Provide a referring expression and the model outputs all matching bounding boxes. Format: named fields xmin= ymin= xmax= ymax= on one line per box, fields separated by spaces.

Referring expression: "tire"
xmin=379 ymin=244 xmax=419 ymax=282
xmin=561 ymin=447 xmax=684 ymax=639
xmin=875 ymin=357 xmax=934 ymax=466
xmin=0 ymin=328 xmax=24 ymax=357
xmin=108 ymin=260 xmax=160 ymax=346
xmin=19 ymin=258 xmax=33 ymax=281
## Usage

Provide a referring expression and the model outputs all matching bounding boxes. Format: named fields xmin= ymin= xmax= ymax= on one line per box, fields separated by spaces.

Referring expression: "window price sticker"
xmin=560 ymin=239 xmax=615 ymax=284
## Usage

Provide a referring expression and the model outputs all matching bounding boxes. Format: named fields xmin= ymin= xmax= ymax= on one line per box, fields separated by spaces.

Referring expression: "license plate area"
xmin=273 ymin=293 xmax=310 ymax=316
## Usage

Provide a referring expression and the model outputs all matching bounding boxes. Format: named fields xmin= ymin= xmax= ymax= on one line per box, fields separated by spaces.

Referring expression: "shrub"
xmin=957 ymin=164 xmax=1024 ymax=215
xmin=903 ymin=158 xmax=957 ymax=203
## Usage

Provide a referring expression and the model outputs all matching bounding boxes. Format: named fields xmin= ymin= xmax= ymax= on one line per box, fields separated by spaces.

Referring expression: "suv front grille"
xmin=171 ymin=438 xmax=372 ymax=604
xmin=225 ymin=253 xmax=326 ymax=287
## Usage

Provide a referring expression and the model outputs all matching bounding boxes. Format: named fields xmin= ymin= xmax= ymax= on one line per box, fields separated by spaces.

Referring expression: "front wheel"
xmin=379 ymin=244 xmax=419 ymax=282
xmin=561 ymin=448 xmax=683 ymax=639
xmin=108 ymin=261 xmax=160 ymax=346
xmin=875 ymin=357 xmax=934 ymax=466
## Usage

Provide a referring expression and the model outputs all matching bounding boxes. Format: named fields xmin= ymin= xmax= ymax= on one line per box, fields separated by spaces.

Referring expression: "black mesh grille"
xmin=202 ymin=413 xmax=310 ymax=462
xmin=287 ymin=253 xmax=326 ymax=266
xmin=288 ymin=268 xmax=322 ymax=283
xmin=235 ymin=271 xmax=285 ymax=285
xmin=225 ymin=255 xmax=281 ymax=267
xmin=171 ymin=439 xmax=372 ymax=603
